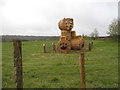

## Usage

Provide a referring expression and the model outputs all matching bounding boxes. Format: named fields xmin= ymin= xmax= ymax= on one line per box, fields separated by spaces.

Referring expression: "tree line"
xmin=85 ymin=18 xmax=119 ymax=41
xmin=1 ymin=19 xmax=119 ymax=42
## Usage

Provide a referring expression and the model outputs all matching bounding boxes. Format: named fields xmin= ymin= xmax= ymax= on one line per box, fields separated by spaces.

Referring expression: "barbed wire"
xmin=3 ymin=70 xmax=117 ymax=81
xmin=42 ymin=42 xmax=92 ymax=53
xmin=2 ymin=63 xmax=117 ymax=67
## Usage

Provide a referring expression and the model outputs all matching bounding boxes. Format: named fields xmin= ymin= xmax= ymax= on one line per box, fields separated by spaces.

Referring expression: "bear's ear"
xmin=63 ymin=18 xmax=65 ymax=20
xmin=71 ymin=18 xmax=73 ymax=21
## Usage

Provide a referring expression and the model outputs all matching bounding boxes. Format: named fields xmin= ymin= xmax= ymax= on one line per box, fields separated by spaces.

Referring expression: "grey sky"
xmin=0 ymin=0 xmax=118 ymax=36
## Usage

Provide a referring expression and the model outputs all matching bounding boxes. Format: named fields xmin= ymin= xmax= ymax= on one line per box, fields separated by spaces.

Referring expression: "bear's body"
xmin=56 ymin=18 xmax=84 ymax=53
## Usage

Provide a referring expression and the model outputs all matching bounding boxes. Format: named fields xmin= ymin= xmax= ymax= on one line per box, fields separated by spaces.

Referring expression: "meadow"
xmin=2 ymin=40 xmax=118 ymax=88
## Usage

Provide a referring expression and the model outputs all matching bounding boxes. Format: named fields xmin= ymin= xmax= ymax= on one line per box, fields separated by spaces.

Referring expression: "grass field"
xmin=2 ymin=40 xmax=118 ymax=88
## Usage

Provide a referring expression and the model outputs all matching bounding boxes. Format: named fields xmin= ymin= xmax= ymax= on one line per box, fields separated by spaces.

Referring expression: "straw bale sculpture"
xmin=56 ymin=18 xmax=84 ymax=53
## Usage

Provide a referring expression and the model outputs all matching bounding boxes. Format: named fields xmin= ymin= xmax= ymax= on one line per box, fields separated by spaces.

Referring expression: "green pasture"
xmin=2 ymin=40 xmax=118 ymax=88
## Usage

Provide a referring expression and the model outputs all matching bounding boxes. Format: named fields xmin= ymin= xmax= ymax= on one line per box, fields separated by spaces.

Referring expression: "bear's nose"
xmin=70 ymin=25 xmax=72 ymax=28
xmin=61 ymin=46 xmax=67 ymax=50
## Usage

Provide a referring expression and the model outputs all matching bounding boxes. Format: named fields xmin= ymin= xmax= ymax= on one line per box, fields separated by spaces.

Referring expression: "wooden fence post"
xmin=43 ymin=44 xmax=46 ymax=53
xmin=80 ymin=53 xmax=86 ymax=88
xmin=91 ymin=41 xmax=93 ymax=49
xmin=52 ymin=43 xmax=56 ymax=53
xmin=13 ymin=40 xmax=23 ymax=88
xmin=54 ymin=44 xmax=56 ymax=53
xmin=89 ymin=43 xmax=91 ymax=51
xmin=52 ymin=43 xmax=55 ymax=51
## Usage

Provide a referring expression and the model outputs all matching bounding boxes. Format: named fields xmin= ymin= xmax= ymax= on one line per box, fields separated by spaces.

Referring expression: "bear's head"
xmin=58 ymin=18 xmax=74 ymax=31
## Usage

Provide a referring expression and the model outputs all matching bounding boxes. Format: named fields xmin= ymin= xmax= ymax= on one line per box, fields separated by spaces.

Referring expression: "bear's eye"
xmin=70 ymin=21 xmax=72 ymax=24
xmin=65 ymin=21 xmax=68 ymax=24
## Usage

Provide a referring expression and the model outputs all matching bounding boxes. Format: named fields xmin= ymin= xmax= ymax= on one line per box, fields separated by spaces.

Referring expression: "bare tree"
xmin=107 ymin=19 xmax=118 ymax=41
xmin=90 ymin=28 xmax=99 ymax=40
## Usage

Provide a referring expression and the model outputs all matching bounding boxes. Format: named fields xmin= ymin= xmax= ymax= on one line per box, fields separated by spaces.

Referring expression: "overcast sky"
xmin=0 ymin=0 xmax=119 ymax=36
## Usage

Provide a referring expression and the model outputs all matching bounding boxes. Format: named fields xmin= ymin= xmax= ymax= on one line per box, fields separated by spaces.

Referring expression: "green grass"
xmin=2 ymin=40 xmax=118 ymax=88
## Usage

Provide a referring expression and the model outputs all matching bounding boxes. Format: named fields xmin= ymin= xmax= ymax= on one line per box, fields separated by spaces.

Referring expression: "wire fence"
xmin=43 ymin=43 xmax=56 ymax=53
xmin=2 ymin=55 xmax=117 ymax=88
xmin=3 ymin=61 xmax=116 ymax=82
xmin=3 ymin=63 xmax=118 ymax=68
xmin=2 ymin=40 xmax=118 ymax=88
xmin=43 ymin=41 xmax=93 ymax=53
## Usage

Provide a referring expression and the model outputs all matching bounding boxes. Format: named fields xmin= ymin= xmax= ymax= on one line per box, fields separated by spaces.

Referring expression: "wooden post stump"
xmin=52 ymin=43 xmax=56 ymax=53
xmin=80 ymin=53 xmax=86 ymax=88
xmin=52 ymin=43 xmax=55 ymax=51
xmin=89 ymin=43 xmax=91 ymax=51
xmin=43 ymin=44 xmax=46 ymax=53
xmin=13 ymin=40 xmax=23 ymax=88
xmin=91 ymin=41 xmax=93 ymax=49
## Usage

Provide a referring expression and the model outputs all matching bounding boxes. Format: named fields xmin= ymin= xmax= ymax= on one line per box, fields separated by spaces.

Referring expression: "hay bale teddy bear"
xmin=56 ymin=18 xmax=84 ymax=53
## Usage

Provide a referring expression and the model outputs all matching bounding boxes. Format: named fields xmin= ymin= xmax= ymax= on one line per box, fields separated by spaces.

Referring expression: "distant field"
xmin=2 ymin=40 xmax=118 ymax=88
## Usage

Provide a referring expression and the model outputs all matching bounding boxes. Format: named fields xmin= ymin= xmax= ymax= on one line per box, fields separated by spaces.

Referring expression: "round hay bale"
xmin=71 ymin=36 xmax=84 ymax=50
xmin=56 ymin=40 xmax=71 ymax=53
